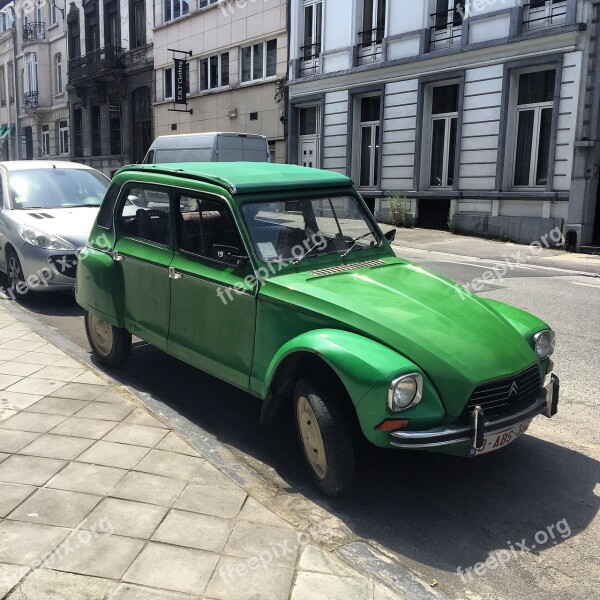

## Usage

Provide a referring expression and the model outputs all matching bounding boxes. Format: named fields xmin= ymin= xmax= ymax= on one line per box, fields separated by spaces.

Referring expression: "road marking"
xmin=572 ymin=282 xmax=600 ymax=289
xmin=438 ymin=260 xmax=502 ymax=271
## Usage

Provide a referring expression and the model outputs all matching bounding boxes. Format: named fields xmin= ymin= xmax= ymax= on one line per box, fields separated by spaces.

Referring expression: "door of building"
xmin=132 ymin=87 xmax=152 ymax=164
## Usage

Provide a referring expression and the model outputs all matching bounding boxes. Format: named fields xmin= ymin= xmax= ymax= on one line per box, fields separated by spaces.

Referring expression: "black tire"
xmin=84 ymin=311 xmax=132 ymax=368
xmin=5 ymin=248 xmax=30 ymax=300
xmin=293 ymin=377 xmax=355 ymax=496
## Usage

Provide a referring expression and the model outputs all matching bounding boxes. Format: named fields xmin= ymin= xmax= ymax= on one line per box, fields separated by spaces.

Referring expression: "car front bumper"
xmin=390 ymin=374 xmax=559 ymax=450
xmin=17 ymin=243 xmax=79 ymax=291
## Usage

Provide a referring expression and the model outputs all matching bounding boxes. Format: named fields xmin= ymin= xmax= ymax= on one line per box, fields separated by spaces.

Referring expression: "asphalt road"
xmin=2 ymin=238 xmax=599 ymax=600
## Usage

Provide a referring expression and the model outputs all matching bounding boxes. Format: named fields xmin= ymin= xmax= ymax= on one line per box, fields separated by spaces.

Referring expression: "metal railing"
xmin=22 ymin=22 xmax=45 ymax=42
xmin=299 ymin=42 xmax=321 ymax=75
xmin=24 ymin=91 xmax=38 ymax=108
xmin=357 ymin=27 xmax=385 ymax=64
xmin=68 ymin=45 xmax=125 ymax=83
xmin=429 ymin=7 xmax=463 ymax=50
xmin=522 ymin=1 xmax=567 ymax=31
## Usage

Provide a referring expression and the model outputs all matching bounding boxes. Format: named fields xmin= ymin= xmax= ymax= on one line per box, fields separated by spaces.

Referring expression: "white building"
xmin=0 ymin=0 xmax=68 ymax=162
xmin=287 ymin=0 xmax=600 ymax=249
xmin=152 ymin=0 xmax=287 ymax=163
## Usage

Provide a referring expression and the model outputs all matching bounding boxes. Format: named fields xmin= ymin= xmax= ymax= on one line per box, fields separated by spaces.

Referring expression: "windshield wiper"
xmin=292 ymin=236 xmax=325 ymax=266
xmin=340 ymin=231 xmax=377 ymax=258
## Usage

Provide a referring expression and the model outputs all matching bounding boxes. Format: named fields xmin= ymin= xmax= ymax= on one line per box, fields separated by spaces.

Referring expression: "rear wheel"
xmin=85 ymin=311 xmax=131 ymax=368
xmin=293 ymin=378 xmax=355 ymax=496
xmin=5 ymin=248 xmax=29 ymax=300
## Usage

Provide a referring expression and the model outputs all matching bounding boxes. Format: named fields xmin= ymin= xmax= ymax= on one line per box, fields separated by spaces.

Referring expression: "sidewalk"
xmin=0 ymin=305 xmax=427 ymax=600
xmin=380 ymin=225 xmax=600 ymax=276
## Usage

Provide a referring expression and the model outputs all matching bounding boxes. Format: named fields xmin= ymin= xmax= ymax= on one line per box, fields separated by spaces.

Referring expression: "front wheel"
xmin=85 ymin=311 xmax=131 ymax=368
xmin=293 ymin=378 xmax=355 ymax=496
xmin=6 ymin=248 xmax=29 ymax=300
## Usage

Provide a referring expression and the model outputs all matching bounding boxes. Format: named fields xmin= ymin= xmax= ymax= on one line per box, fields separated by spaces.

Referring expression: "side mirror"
xmin=212 ymin=244 xmax=248 ymax=269
xmin=384 ymin=229 xmax=396 ymax=243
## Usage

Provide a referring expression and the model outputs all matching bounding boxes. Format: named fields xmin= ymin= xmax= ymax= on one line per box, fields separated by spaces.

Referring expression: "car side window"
xmin=117 ymin=186 xmax=171 ymax=246
xmin=97 ymin=182 xmax=120 ymax=229
xmin=177 ymin=194 xmax=244 ymax=262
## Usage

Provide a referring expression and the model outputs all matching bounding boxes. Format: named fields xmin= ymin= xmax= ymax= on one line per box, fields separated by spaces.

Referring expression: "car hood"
xmin=264 ymin=258 xmax=539 ymax=415
xmin=11 ymin=207 xmax=100 ymax=248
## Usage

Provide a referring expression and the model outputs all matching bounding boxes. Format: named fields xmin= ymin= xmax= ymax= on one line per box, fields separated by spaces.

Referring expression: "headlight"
xmin=18 ymin=226 xmax=75 ymax=251
xmin=388 ymin=373 xmax=423 ymax=412
xmin=533 ymin=329 xmax=555 ymax=359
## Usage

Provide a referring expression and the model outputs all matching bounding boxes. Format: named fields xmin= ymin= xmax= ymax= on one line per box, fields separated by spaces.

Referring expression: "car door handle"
xmin=168 ymin=267 xmax=183 ymax=280
xmin=111 ymin=251 xmax=124 ymax=262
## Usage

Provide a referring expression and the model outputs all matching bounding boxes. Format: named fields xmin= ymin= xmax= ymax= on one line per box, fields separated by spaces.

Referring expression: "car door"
xmin=168 ymin=191 xmax=257 ymax=389
xmin=113 ymin=183 xmax=173 ymax=350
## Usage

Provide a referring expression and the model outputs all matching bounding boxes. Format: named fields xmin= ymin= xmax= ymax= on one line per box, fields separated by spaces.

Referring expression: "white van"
xmin=143 ymin=132 xmax=270 ymax=164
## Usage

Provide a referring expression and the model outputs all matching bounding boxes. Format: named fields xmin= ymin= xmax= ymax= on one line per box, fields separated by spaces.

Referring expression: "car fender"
xmin=75 ymin=247 xmax=125 ymax=327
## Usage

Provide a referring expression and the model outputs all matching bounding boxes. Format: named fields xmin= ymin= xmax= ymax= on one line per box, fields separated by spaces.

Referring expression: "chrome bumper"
xmin=390 ymin=374 xmax=559 ymax=450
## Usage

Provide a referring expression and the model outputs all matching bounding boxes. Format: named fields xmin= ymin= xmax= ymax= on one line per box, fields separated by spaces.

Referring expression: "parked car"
xmin=143 ymin=132 xmax=270 ymax=164
xmin=76 ymin=163 xmax=559 ymax=496
xmin=0 ymin=161 xmax=110 ymax=296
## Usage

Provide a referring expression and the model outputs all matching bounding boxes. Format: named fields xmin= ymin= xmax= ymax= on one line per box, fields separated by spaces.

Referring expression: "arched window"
xmin=55 ymin=53 xmax=63 ymax=94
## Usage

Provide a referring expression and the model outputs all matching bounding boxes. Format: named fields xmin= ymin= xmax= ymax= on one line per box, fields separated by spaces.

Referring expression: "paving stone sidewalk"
xmin=0 ymin=306 xmax=404 ymax=600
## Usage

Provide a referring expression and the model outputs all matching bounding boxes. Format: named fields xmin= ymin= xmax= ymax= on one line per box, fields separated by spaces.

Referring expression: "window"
xmin=118 ymin=186 xmax=171 ymax=246
xmin=41 ymin=124 xmax=50 ymax=156
xmin=164 ymin=0 xmax=189 ymax=23
xmin=523 ymin=0 xmax=567 ymax=31
xmin=513 ymin=69 xmax=555 ymax=187
xmin=105 ymin=1 xmax=119 ymax=48
xmin=199 ymin=0 xmax=218 ymax=7
xmin=178 ymin=195 xmax=243 ymax=261
xmin=85 ymin=6 xmax=100 ymax=53
xmin=68 ymin=22 xmax=80 ymax=59
xmin=35 ymin=0 xmax=43 ymax=24
xmin=199 ymin=53 xmax=229 ymax=91
xmin=241 ymin=40 xmax=277 ymax=83
xmin=73 ymin=108 xmax=83 ymax=156
xmin=55 ymin=53 xmax=63 ymax=94
xmin=359 ymin=0 xmax=385 ymax=63
xmin=301 ymin=0 xmax=322 ymax=74
xmin=59 ymin=119 xmax=69 ymax=155
xmin=0 ymin=12 xmax=6 ymax=33
xmin=164 ymin=68 xmax=173 ymax=99
xmin=25 ymin=53 xmax=37 ymax=94
xmin=50 ymin=1 xmax=58 ymax=26
xmin=358 ymin=96 xmax=381 ymax=189
xmin=430 ymin=0 xmax=463 ymax=49
xmin=131 ymin=0 xmax=146 ymax=48
xmin=429 ymin=84 xmax=459 ymax=188
xmin=0 ymin=67 xmax=5 ymax=107
xmin=91 ymin=106 xmax=101 ymax=155
xmin=8 ymin=62 xmax=14 ymax=103
xmin=164 ymin=64 xmax=189 ymax=99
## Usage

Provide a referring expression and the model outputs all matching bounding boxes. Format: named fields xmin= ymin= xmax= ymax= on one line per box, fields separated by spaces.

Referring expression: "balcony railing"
xmin=358 ymin=26 xmax=384 ymax=64
xmin=299 ymin=42 xmax=321 ymax=76
xmin=429 ymin=8 xmax=463 ymax=50
xmin=522 ymin=1 xmax=567 ymax=31
xmin=24 ymin=91 xmax=38 ymax=108
xmin=68 ymin=45 xmax=125 ymax=84
xmin=23 ymin=22 xmax=45 ymax=42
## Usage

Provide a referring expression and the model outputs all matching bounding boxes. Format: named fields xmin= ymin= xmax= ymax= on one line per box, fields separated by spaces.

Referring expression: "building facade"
xmin=288 ymin=0 xmax=600 ymax=248
xmin=0 ymin=0 xmax=68 ymax=162
xmin=66 ymin=0 xmax=154 ymax=176
xmin=152 ymin=0 xmax=287 ymax=163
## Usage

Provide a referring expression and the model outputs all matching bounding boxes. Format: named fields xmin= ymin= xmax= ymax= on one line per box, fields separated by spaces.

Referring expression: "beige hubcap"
xmin=297 ymin=395 xmax=327 ymax=480
xmin=88 ymin=314 xmax=113 ymax=357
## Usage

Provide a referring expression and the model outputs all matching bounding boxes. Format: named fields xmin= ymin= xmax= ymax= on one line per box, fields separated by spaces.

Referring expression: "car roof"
xmin=116 ymin=163 xmax=353 ymax=195
xmin=0 ymin=160 xmax=99 ymax=172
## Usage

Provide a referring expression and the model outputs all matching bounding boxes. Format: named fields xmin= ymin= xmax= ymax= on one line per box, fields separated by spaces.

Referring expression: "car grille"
xmin=48 ymin=254 xmax=78 ymax=279
xmin=462 ymin=364 xmax=542 ymax=418
xmin=310 ymin=259 xmax=386 ymax=276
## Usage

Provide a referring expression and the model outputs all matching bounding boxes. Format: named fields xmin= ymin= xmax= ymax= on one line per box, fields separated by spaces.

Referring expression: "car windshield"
xmin=241 ymin=195 xmax=382 ymax=263
xmin=9 ymin=168 xmax=109 ymax=210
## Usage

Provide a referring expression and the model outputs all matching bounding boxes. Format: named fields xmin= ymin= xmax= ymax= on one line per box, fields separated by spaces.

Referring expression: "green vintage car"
xmin=76 ymin=163 xmax=559 ymax=496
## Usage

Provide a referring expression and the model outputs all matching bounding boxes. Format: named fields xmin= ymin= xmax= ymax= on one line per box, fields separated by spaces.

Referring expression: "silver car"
xmin=0 ymin=161 xmax=109 ymax=297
